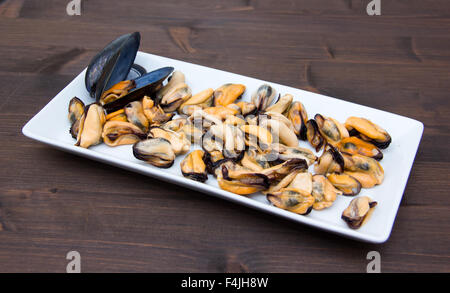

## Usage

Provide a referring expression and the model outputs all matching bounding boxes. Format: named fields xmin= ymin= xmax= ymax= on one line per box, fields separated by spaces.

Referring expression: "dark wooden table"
xmin=0 ymin=0 xmax=449 ymax=273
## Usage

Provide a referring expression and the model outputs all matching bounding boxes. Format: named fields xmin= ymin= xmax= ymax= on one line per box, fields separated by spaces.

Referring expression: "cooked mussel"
xmin=271 ymin=143 xmax=317 ymax=166
xmin=314 ymin=145 xmax=345 ymax=175
xmin=180 ymin=150 xmax=208 ymax=182
xmin=148 ymin=127 xmax=190 ymax=155
xmin=311 ymin=175 xmax=342 ymax=210
xmin=260 ymin=158 xmax=308 ymax=183
xmin=251 ymin=84 xmax=277 ymax=112
xmin=124 ymin=101 xmax=149 ymax=131
xmin=267 ymin=188 xmax=314 ymax=215
xmin=105 ymin=109 xmax=127 ymax=122
xmin=156 ymin=71 xmax=185 ymax=103
xmin=160 ymin=83 xmax=192 ymax=113
xmin=287 ymin=101 xmax=308 ymax=140
xmin=236 ymin=101 xmax=257 ymax=116
xmin=259 ymin=118 xmax=298 ymax=147
xmin=345 ymin=117 xmax=392 ymax=149
xmin=75 ymin=103 xmax=106 ymax=148
xmin=133 ymin=137 xmax=175 ymax=168
xmin=214 ymin=84 xmax=245 ymax=106
xmin=288 ymin=172 xmax=313 ymax=195
xmin=337 ymin=137 xmax=383 ymax=161
xmin=265 ymin=94 xmax=293 ymax=114
xmin=68 ymin=97 xmax=85 ymax=138
xmin=240 ymin=124 xmax=273 ymax=151
xmin=306 ymin=119 xmax=325 ymax=152
xmin=203 ymin=150 xmax=230 ymax=174
xmin=314 ymin=114 xmax=349 ymax=146
xmin=68 ymin=97 xmax=85 ymax=125
xmin=343 ymin=154 xmax=384 ymax=188
xmin=142 ymin=96 xmax=174 ymax=126
xmin=217 ymin=164 xmax=269 ymax=195
xmin=342 ymin=196 xmax=377 ymax=229
xmin=327 ymin=173 xmax=361 ymax=196
xmin=178 ymin=88 xmax=214 ymax=115
xmin=102 ymin=121 xmax=146 ymax=146
xmin=240 ymin=149 xmax=272 ymax=172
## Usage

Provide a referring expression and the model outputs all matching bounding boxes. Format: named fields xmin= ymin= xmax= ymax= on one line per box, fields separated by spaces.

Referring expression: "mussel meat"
xmin=133 ymin=138 xmax=175 ymax=168
xmin=180 ymin=150 xmax=208 ymax=182
xmin=75 ymin=103 xmax=106 ymax=148
xmin=341 ymin=196 xmax=377 ymax=229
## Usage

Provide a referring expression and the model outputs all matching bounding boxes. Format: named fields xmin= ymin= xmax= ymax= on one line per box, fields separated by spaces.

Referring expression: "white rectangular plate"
xmin=22 ymin=52 xmax=423 ymax=243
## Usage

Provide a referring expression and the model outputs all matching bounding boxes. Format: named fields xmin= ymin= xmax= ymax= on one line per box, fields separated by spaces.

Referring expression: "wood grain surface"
xmin=0 ymin=0 xmax=449 ymax=272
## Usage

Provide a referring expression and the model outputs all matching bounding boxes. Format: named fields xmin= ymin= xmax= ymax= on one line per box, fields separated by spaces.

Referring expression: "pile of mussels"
xmin=68 ymin=32 xmax=392 ymax=230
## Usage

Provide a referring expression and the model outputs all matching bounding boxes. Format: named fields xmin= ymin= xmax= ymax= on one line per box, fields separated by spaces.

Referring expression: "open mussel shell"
xmin=86 ymin=32 xmax=140 ymax=99
xmin=102 ymin=67 xmax=174 ymax=112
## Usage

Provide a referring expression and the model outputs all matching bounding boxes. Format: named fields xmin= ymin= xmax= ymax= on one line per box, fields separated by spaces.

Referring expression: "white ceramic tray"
xmin=22 ymin=52 xmax=423 ymax=243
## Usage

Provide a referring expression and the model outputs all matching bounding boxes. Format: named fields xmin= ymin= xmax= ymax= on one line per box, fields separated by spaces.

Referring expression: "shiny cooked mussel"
xmin=260 ymin=158 xmax=308 ymax=183
xmin=240 ymin=125 xmax=273 ymax=151
xmin=148 ymin=127 xmax=190 ymax=155
xmin=314 ymin=145 xmax=345 ymax=175
xmin=68 ymin=97 xmax=85 ymax=138
xmin=178 ymin=88 xmax=214 ymax=115
xmin=160 ymin=83 xmax=192 ymax=113
xmin=156 ymin=71 xmax=185 ymax=103
xmin=203 ymin=150 xmax=230 ymax=175
xmin=259 ymin=117 xmax=298 ymax=147
xmin=271 ymin=143 xmax=317 ymax=166
xmin=180 ymin=150 xmax=208 ymax=182
xmin=314 ymin=114 xmax=349 ymax=146
xmin=75 ymin=103 xmax=106 ymax=148
xmin=240 ymin=149 xmax=272 ymax=172
xmin=161 ymin=117 xmax=188 ymax=132
xmin=214 ymin=84 xmax=246 ymax=106
xmin=236 ymin=101 xmax=257 ymax=116
xmin=265 ymin=94 xmax=293 ymax=114
xmin=124 ymin=101 xmax=149 ymax=131
xmin=251 ymin=84 xmax=277 ymax=112
xmin=217 ymin=164 xmax=269 ymax=195
xmin=345 ymin=117 xmax=391 ymax=149
xmin=102 ymin=121 xmax=146 ymax=146
xmin=337 ymin=137 xmax=383 ymax=161
xmin=105 ymin=109 xmax=127 ymax=122
xmin=341 ymin=196 xmax=377 ymax=229
xmin=287 ymin=101 xmax=308 ymax=140
xmin=133 ymin=138 xmax=175 ymax=168
xmin=267 ymin=188 xmax=314 ymax=215
xmin=343 ymin=154 xmax=384 ymax=188
xmin=288 ymin=172 xmax=313 ymax=195
xmin=311 ymin=175 xmax=342 ymax=210
xmin=68 ymin=97 xmax=85 ymax=125
xmin=306 ymin=119 xmax=325 ymax=152
xmin=142 ymin=96 xmax=174 ymax=126
xmin=327 ymin=173 xmax=362 ymax=196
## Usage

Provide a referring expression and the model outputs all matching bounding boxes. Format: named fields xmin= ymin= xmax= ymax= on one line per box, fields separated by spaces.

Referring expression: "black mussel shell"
xmin=85 ymin=32 xmax=140 ymax=99
xmin=103 ymin=66 xmax=174 ymax=113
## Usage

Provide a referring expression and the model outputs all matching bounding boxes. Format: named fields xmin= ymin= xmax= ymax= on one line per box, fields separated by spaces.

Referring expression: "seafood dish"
xmin=23 ymin=32 xmax=424 ymax=242
xmin=67 ymin=32 xmax=395 ymax=230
